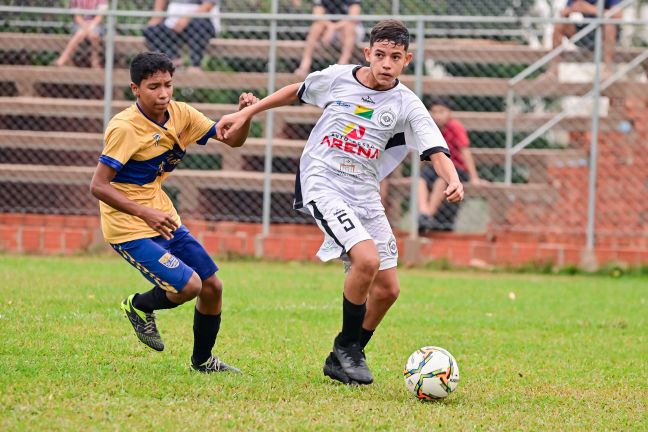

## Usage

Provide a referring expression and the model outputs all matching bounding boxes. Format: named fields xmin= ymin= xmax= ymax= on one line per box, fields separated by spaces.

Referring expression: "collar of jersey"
xmin=136 ymin=102 xmax=170 ymax=129
xmin=352 ymin=66 xmax=399 ymax=92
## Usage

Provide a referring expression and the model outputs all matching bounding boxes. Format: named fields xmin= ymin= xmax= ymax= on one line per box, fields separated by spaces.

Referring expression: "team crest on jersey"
xmin=158 ymin=253 xmax=180 ymax=269
xmin=377 ymin=108 xmax=396 ymax=127
xmin=152 ymin=133 xmax=162 ymax=146
xmin=343 ymin=123 xmax=366 ymax=140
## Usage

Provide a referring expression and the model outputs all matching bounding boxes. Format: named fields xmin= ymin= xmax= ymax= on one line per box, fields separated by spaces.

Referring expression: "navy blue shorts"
xmin=111 ymin=225 xmax=218 ymax=293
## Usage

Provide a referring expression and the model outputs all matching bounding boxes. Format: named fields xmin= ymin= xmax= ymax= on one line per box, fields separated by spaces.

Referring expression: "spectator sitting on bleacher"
xmin=543 ymin=0 xmax=622 ymax=79
xmin=293 ymin=0 xmax=362 ymax=78
xmin=144 ymin=0 xmax=220 ymax=73
xmin=418 ymin=98 xmax=483 ymax=233
xmin=54 ymin=0 xmax=108 ymax=68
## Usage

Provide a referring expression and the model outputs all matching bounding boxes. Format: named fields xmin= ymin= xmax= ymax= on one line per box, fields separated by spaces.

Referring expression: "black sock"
xmin=359 ymin=328 xmax=375 ymax=349
xmin=133 ymin=286 xmax=179 ymax=313
xmin=192 ymin=308 xmax=221 ymax=366
xmin=335 ymin=295 xmax=366 ymax=347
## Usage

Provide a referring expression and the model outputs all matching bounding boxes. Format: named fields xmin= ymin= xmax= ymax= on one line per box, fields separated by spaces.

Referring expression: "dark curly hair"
xmin=130 ymin=51 xmax=175 ymax=85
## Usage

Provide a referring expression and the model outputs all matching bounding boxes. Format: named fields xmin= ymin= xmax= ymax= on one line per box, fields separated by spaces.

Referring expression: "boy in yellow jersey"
xmin=90 ymin=52 xmax=257 ymax=372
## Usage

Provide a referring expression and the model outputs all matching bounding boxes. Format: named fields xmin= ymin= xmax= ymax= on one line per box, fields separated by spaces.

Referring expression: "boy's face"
xmin=364 ymin=40 xmax=412 ymax=89
xmin=430 ymin=104 xmax=451 ymax=127
xmin=130 ymin=70 xmax=173 ymax=118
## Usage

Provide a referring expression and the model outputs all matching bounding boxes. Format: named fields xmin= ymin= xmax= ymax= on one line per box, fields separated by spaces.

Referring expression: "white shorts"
xmin=305 ymin=196 xmax=398 ymax=271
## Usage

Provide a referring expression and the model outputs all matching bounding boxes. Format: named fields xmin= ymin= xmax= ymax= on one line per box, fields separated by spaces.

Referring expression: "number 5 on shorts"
xmin=337 ymin=212 xmax=356 ymax=232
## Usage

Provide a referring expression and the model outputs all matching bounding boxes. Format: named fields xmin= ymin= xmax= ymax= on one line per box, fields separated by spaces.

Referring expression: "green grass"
xmin=0 ymin=255 xmax=646 ymax=431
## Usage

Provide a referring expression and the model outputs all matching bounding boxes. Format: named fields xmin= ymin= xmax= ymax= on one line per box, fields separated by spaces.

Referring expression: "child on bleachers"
xmin=55 ymin=0 xmax=108 ymax=68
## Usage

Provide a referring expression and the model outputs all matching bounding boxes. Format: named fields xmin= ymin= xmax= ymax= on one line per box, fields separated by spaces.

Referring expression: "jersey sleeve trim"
xmin=420 ymin=146 xmax=451 ymax=162
xmin=196 ymin=123 xmax=216 ymax=145
xmin=98 ymin=154 xmax=124 ymax=171
xmin=297 ymin=83 xmax=307 ymax=104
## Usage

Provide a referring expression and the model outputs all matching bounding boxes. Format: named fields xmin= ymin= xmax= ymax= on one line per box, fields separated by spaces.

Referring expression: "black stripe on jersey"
xmin=421 ymin=146 xmax=451 ymax=162
xmin=293 ymin=166 xmax=304 ymax=209
xmin=385 ymin=132 xmax=405 ymax=150
xmin=297 ymin=83 xmax=307 ymax=104
xmin=308 ymin=201 xmax=346 ymax=252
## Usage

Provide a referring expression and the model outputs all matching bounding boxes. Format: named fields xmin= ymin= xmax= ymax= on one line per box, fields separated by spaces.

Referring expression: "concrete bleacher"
xmin=1 ymin=30 xmax=643 ymax=228
xmin=3 ymin=33 xmax=646 ymax=65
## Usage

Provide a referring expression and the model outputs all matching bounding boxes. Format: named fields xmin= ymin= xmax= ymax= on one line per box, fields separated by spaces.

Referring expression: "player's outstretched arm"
xmin=429 ymin=152 xmax=464 ymax=203
xmin=217 ymin=92 xmax=261 ymax=148
xmin=90 ymin=163 xmax=178 ymax=239
xmin=216 ymin=83 xmax=302 ymax=142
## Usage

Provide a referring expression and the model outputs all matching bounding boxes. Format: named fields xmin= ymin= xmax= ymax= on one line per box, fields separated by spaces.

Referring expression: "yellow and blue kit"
xmin=99 ymin=101 xmax=218 ymax=291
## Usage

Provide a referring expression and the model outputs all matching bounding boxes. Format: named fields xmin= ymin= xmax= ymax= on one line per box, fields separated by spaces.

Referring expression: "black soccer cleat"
xmin=332 ymin=341 xmax=373 ymax=385
xmin=121 ymin=294 xmax=164 ymax=352
xmin=191 ymin=355 xmax=241 ymax=374
xmin=324 ymin=351 xmax=359 ymax=385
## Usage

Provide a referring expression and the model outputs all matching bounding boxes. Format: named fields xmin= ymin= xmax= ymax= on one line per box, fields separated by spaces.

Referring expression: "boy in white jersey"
xmin=217 ymin=19 xmax=464 ymax=385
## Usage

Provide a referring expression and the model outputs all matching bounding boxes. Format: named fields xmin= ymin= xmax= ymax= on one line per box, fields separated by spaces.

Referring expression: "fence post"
xmin=256 ymin=0 xmax=279 ymax=256
xmin=504 ymin=88 xmax=514 ymax=185
xmin=392 ymin=0 xmax=400 ymax=15
xmin=582 ymin=0 xmax=606 ymax=270
xmin=403 ymin=18 xmax=425 ymax=266
xmin=102 ymin=0 xmax=118 ymax=131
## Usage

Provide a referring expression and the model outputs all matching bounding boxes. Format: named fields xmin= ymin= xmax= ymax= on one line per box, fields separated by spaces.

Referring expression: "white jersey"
xmin=294 ymin=64 xmax=450 ymax=210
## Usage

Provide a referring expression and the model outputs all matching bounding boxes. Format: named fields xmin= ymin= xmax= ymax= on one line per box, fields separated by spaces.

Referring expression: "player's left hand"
xmin=238 ymin=92 xmax=259 ymax=111
xmin=445 ymin=181 xmax=464 ymax=203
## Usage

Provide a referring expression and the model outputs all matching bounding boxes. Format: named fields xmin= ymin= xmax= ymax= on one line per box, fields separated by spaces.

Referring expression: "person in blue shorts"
xmin=90 ymin=51 xmax=257 ymax=372
xmin=544 ymin=0 xmax=621 ymax=79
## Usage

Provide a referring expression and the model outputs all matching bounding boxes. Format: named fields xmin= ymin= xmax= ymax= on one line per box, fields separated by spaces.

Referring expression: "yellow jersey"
xmin=99 ymin=100 xmax=215 ymax=243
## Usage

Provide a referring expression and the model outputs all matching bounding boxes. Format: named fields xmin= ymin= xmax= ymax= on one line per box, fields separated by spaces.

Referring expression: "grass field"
xmin=1 ymin=255 xmax=646 ymax=431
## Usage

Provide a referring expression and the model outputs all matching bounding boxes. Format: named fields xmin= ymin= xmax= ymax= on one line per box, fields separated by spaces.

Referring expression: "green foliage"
xmin=179 ymin=153 xmax=222 ymax=171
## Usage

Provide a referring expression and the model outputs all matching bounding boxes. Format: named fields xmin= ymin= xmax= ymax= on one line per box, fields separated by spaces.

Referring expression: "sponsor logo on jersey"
xmin=320 ymin=239 xmax=338 ymax=252
xmin=354 ymin=105 xmax=374 ymax=120
xmin=152 ymin=133 xmax=161 ymax=146
xmin=342 ymin=123 xmax=366 ymax=140
xmin=333 ymin=100 xmax=351 ymax=108
xmin=337 ymin=157 xmax=357 ymax=174
xmin=158 ymin=253 xmax=180 ymax=269
xmin=319 ymin=134 xmax=379 ymax=159
xmin=361 ymin=96 xmax=376 ymax=104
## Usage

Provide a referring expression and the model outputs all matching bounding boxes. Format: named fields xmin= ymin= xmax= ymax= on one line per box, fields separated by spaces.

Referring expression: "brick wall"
xmin=2 ymin=213 xmax=648 ymax=268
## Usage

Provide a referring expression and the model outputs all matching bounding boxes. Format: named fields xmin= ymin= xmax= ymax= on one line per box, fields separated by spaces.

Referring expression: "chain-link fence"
xmin=1 ymin=1 xmax=648 ymax=250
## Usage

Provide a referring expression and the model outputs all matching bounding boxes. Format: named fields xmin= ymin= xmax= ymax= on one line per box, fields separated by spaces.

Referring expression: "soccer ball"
xmin=403 ymin=346 xmax=460 ymax=400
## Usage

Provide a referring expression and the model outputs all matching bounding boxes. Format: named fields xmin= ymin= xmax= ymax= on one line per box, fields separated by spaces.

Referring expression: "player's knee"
xmin=201 ymin=276 xmax=223 ymax=299
xmin=180 ymin=273 xmax=202 ymax=300
xmin=355 ymin=255 xmax=380 ymax=278
xmin=384 ymin=284 xmax=400 ymax=303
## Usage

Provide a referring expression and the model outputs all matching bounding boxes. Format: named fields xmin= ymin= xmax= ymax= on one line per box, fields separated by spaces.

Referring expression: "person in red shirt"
xmin=418 ymin=98 xmax=483 ymax=232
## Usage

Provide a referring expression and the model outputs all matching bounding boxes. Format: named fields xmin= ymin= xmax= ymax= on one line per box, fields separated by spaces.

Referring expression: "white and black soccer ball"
xmin=403 ymin=346 xmax=460 ymax=400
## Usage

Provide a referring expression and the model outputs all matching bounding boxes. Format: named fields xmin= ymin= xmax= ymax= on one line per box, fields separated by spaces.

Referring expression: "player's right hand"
xmin=140 ymin=208 xmax=179 ymax=240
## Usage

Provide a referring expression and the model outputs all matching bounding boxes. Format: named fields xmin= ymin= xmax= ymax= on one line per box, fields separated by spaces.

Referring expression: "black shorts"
xmin=574 ymin=22 xmax=620 ymax=50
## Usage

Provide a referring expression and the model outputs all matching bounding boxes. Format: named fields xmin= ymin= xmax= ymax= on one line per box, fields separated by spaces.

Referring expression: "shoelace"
xmin=206 ymin=356 xmax=221 ymax=370
xmin=143 ymin=312 xmax=158 ymax=335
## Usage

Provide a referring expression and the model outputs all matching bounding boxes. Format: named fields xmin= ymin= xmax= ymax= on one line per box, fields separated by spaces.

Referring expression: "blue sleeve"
xmin=98 ymin=154 xmax=124 ymax=171
xmin=196 ymin=123 xmax=217 ymax=145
